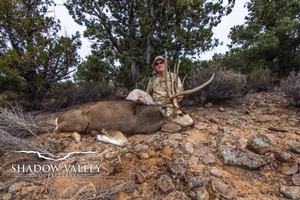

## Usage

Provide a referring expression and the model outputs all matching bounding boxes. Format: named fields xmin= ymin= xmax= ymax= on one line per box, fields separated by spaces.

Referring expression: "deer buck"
xmin=54 ymin=53 xmax=214 ymax=146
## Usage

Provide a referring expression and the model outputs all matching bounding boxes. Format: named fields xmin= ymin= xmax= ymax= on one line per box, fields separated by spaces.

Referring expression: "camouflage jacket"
xmin=146 ymin=72 xmax=182 ymax=105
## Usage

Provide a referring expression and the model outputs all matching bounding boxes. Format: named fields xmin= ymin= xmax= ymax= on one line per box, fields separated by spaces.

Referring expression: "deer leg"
xmin=95 ymin=129 xmax=128 ymax=146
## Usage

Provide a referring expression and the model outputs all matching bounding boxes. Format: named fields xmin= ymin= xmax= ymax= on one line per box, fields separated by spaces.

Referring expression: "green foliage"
xmin=187 ymin=63 xmax=247 ymax=105
xmin=65 ymin=0 xmax=235 ymax=88
xmin=0 ymin=0 xmax=81 ymax=109
xmin=223 ymin=0 xmax=300 ymax=76
xmin=74 ymin=53 xmax=115 ymax=83
xmin=280 ymin=71 xmax=300 ymax=107
xmin=212 ymin=49 xmax=251 ymax=73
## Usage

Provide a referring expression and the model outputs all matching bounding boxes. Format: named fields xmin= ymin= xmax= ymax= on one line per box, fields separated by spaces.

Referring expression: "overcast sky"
xmin=52 ymin=0 xmax=248 ymax=60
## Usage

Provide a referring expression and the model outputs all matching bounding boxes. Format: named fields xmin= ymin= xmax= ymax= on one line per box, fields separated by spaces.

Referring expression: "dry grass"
xmin=87 ymin=180 xmax=136 ymax=200
xmin=280 ymin=70 xmax=300 ymax=107
xmin=0 ymin=105 xmax=49 ymax=154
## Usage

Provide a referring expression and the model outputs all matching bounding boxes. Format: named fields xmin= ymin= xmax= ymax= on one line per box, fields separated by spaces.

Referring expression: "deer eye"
xmin=178 ymin=113 xmax=184 ymax=117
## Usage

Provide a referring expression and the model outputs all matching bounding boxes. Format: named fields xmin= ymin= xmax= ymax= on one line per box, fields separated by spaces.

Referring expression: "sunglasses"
xmin=155 ymin=61 xmax=164 ymax=66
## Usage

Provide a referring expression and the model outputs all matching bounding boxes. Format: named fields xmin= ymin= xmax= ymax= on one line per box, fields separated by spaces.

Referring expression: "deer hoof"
xmin=72 ymin=132 xmax=81 ymax=142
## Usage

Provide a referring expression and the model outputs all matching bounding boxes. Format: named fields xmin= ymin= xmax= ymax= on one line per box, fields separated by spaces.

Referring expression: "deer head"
xmin=163 ymin=51 xmax=215 ymax=108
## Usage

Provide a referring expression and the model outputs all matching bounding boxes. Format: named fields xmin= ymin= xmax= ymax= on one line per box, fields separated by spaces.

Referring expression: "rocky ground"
xmin=0 ymin=91 xmax=300 ymax=200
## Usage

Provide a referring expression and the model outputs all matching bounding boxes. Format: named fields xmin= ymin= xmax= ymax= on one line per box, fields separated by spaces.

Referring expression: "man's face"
xmin=154 ymin=59 xmax=165 ymax=73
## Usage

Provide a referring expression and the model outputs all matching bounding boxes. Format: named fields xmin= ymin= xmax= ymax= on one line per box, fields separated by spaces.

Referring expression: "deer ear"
xmin=159 ymin=106 xmax=172 ymax=117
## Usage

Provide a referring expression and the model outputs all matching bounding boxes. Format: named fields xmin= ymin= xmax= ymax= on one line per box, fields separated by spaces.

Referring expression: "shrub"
xmin=280 ymin=70 xmax=300 ymax=107
xmin=0 ymin=105 xmax=48 ymax=154
xmin=247 ymin=67 xmax=275 ymax=91
xmin=42 ymin=81 xmax=115 ymax=111
xmin=186 ymin=64 xmax=247 ymax=105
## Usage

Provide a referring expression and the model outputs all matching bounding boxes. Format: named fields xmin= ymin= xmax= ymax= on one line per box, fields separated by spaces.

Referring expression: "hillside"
xmin=0 ymin=91 xmax=299 ymax=200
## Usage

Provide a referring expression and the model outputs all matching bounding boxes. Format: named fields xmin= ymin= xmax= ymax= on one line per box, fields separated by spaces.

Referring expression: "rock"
xmin=267 ymin=108 xmax=277 ymax=114
xmin=211 ymin=180 xmax=237 ymax=199
xmin=157 ymin=175 xmax=175 ymax=193
xmin=2 ymin=193 xmax=11 ymax=200
xmin=210 ymin=167 xmax=222 ymax=178
xmin=188 ymin=176 xmax=208 ymax=189
xmin=8 ymin=181 xmax=26 ymax=193
xmin=293 ymin=174 xmax=300 ymax=186
xmin=218 ymin=145 xmax=267 ymax=170
xmin=255 ymin=116 xmax=267 ymax=122
xmin=280 ymin=185 xmax=300 ymax=199
xmin=136 ymin=170 xmax=146 ymax=184
xmin=138 ymin=152 xmax=150 ymax=159
xmin=142 ymin=135 xmax=159 ymax=145
xmin=246 ymin=134 xmax=270 ymax=155
xmin=222 ymin=126 xmax=237 ymax=139
xmin=219 ymin=107 xmax=225 ymax=112
xmin=274 ymin=150 xmax=292 ymax=162
xmin=168 ymin=133 xmax=183 ymax=140
xmin=104 ymin=152 xmax=115 ymax=160
xmin=208 ymin=139 xmax=217 ymax=148
xmin=201 ymin=153 xmax=216 ymax=165
xmin=204 ymin=102 xmax=213 ymax=108
xmin=90 ymin=130 xmax=99 ymax=137
xmin=268 ymin=126 xmax=288 ymax=132
xmin=238 ymin=137 xmax=249 ymax=149
xmin=162 ymin=122 xmax=181 ymax=132
xmin=167 ymin=159 xmax=187 ymax=176
xmin=163 ymin=139 xmax=179 ymax=148
xmin=190 ymin=188 xmax=210 ymax=200
xmin=194 ymin=123 xmax=208 ymax=130
xmin=290 ymin=144 xmax=300 ymax=154
xmin=188 ymin=155 xmax=200 ymax=172
xmin=115 ymin=192 xmax=131 ymax=200
xmin=135 ymin=143 xmax=149 ymax=152
xmin=185 ymin=142 xmax=194 ymax=154
xmin=210 ymin=124 xmax=219 ymax=133
xmin=164 ymin=191 xmax=190 ymax=200
xmin=209 ymin=118 xmax=218 ymax=123
xmin=283 ymin=165 xmax=299 ymax=175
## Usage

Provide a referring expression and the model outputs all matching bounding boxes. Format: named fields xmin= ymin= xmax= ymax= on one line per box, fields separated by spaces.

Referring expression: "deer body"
xmin=54 ymin=51 xmax=215 ymax=146
xmin=54 ymin=100 xmax=194 ymax=146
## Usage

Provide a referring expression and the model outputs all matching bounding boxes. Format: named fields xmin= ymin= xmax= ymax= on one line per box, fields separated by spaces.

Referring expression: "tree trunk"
xmin=131 ymin=60 xmax=138 ymax=89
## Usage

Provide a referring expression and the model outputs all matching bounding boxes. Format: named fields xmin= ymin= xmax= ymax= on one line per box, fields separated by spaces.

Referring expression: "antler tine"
xmin=164 ymin=51 xmax=180 ymax=108
xmin=181 ymin=73 xmax=188 ymax=90
xmin=170 ymin=72 xmax=215 ymax=100
xmin=169 ymin=64 xmax=175 ymax=95
xmin=174 ymin=61 xmax=181 ymax=93
xmin=164 ymin=51 xmax=171 ymax=97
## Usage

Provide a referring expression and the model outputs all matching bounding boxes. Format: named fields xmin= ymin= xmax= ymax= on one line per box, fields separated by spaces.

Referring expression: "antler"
xmin=164 ymin=52 xmax=180 ymax=108
xmin=164 ymin=51 xmax=215 ymax=107
xmin=169 ymin=72 xmax=215 ymax=100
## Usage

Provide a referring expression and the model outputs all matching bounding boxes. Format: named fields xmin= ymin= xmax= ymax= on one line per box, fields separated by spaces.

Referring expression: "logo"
xmin=14 ymin=150 xmax=96 ymax=162
xmin=12 ymin=150 xmax=104 ymax=178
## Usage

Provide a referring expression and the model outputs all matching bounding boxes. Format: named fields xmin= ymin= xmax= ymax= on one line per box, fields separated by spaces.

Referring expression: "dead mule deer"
xmin=54 ymin=53 xmax=214 ymax=146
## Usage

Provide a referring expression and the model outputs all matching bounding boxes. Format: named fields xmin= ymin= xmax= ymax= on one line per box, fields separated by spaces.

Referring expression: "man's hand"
xmin=137 ymin=97 xmax=144 ymax=103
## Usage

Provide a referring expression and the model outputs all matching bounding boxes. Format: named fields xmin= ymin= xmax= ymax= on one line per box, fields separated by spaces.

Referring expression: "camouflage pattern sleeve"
xmin=145 ymin=73 xmax=183 ymax=105
xmin=146 ymin=75 xmax=156 ymax=95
